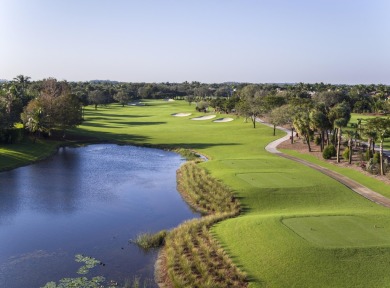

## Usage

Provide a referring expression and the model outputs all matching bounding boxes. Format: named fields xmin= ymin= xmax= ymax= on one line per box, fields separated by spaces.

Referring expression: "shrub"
xmin=130 ymin=230 xmax=168 ymax=251
xmin=343 ymin=147 xmax=350 ymax=161
xmin=323 ymin=145 xmax=336 ymax=160
xmin=366 ymin=159 xmax=379 ymax=175
xmin=195 ymin=101 xmax=209 ymax=112
xmin=358 ymin=161 xmax=366 ymax=170
xmin=358 ymin=151 xmax=365 ymax=161
xmin=314 ymin=136 xmax=321 ymax=146
xmin=365 ymin=150 xmax=373 ymax=161
xmin=373 ymin=152 xmax=380 ymax=164
xmin=0 ymin=128 xmax=24 ymax=144
xmin=385 ymin=158 xmax=390 ymax=174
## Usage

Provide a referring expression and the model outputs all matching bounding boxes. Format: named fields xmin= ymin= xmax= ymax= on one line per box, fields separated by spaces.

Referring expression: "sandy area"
xmin=129 ymin=102 xmax=145 ymax=106
xmin=213 ymin=118 xmax=234 ymax=123
xmin=171 ymin=113 xmax=192 ymax=117
xmin=190 ymin=115 xmax=216 ymax=121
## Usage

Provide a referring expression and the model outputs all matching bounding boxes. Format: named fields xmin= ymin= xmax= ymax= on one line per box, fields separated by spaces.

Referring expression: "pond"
xmin=0 ymin=144 xmax=199 ymax=287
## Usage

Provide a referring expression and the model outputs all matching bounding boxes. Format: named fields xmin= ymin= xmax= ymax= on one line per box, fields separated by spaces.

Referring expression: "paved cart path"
xmin=259 ymin=119 xmax=390 ymax=208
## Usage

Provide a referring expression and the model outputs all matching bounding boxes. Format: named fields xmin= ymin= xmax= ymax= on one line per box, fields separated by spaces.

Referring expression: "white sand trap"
xmin=129 ymin=102 xmax=145 ymax=106
xmin=171 ymin=113 xmax=192 ymax=117
xmin=213 ymin=117 xmax=234 ymax=123
xmin=191 ymin=115 xmax=216 ymax=121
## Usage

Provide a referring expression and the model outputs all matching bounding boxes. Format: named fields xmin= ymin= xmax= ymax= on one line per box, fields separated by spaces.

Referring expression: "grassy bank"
xmin=4 ymin=100 xmax=390 ymax=287
xmin=156 ymin=161 xmax=246 ymax=287
xmin=0 ymin=138 xmax=59 ymax=171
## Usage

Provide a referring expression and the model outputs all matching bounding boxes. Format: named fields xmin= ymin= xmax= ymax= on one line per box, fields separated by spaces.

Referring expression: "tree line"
xmin=216 ymin=84 xmax=389 ymax=176
xmin=1 ymin=76 xmax=389 ymax=174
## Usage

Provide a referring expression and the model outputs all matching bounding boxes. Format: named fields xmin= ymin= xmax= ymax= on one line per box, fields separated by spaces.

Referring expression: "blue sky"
xmin=1 ymin=0 xmax=389 ymax=84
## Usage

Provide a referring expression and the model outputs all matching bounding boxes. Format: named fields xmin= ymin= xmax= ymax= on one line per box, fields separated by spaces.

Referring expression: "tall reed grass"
xmin=155 ymin=161 xmax=247 ymax=287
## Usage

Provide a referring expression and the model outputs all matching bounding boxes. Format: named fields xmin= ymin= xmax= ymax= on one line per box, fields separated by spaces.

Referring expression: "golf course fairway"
xmin=4 ymin=100 xmax=390 ymax=287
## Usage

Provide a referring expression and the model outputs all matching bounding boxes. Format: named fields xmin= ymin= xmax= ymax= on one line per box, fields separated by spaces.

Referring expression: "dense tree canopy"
xmin=0 ymin=75 xmax=389 ymax=146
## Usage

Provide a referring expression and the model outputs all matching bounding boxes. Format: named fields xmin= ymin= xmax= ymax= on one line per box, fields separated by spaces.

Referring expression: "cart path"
xmin=260 ymin=119 xmax=390 ymax=208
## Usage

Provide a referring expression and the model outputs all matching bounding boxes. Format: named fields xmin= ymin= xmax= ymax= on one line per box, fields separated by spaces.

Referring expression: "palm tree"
xmin=362 ymin=129 xmax=378 ymax=155
xmin=293 ymin=111 xmax=314 ymax=152
xmin=365 ymin=117 xmax=390 ymax=175
xmin=13 ymin=75 xmax=31 ymax=89
xmin=328 ymin=102 xmax=351 ymax=163
xmin=309 ymin=105 xmax=331 ymax=151
xmin=344 ymin=130 xmax=356 ymax=164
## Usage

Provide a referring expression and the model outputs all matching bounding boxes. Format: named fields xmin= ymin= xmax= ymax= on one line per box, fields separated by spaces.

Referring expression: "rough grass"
xmin=159 ymin=216 xmax=247 ymax=288
xmin=176 ymin=162 xmax=240 ymax=215
xmin=4 ymin=101 xmax=390 ymax=287
xmin=156 ymin=161 xmax=246 ymax=287
xmin=130 ymin=230 xmax=168 ymax=251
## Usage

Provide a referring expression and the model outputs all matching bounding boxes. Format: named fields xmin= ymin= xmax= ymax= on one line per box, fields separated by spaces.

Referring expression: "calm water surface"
xmin=0 ymin=144 xmax=198 ymax=287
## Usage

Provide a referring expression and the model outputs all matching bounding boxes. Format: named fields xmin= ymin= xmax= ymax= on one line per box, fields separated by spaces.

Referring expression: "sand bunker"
xmin=191 ymin=115 xmax=216 ymax=121
xmin=213 ymin=118 xmax=234 ymax=123
xmin=171 ymin=113 xmax=192 ymax=117
xmin=129 ymin=102 xmax=145 ymax=106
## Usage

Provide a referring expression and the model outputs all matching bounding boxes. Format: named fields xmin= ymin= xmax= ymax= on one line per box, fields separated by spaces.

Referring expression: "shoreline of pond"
xmin=0 ymin=136 xmax=220 ymax=287
xmin=0 ymin=131 xmax=211 ymax=173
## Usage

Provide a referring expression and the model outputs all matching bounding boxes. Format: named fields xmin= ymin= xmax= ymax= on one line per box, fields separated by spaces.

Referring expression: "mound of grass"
xmin=130 ymin=230 xmax=168 ymax=251
xmin=159 ymin=216 xmax=247 ymax=288
xmin=173 ymin=148 xmax=203 ymax=162
xmin=177 ymin=161 xmax=240 ymax=215
xmin=156 ymin=161 xmax=247 ymax=287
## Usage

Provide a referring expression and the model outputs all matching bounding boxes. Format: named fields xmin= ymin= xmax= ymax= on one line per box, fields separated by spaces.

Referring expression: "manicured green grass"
xmin=283 ymin=215 xmax=390 ymax=248
xmin=75 ymin=102 xmax=390 ymax=287
xmin=280 ymin=149 xmax=390 ymax=198
xmin=0 ymin=138 xmax=59 ymax=171
xmin=4 ymin=101 xmax=390 ymax=287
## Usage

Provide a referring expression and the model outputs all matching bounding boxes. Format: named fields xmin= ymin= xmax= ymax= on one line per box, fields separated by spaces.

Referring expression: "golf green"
xmin=282 ymin=215 xmax=390 ymax=248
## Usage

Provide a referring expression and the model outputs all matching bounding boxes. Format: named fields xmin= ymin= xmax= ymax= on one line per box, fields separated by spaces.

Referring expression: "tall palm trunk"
xmin=368 ymin=138 xmax=372 ymax=153
xmin=326 ymin=130 xmax=330 ymax=146
xmin=332 ymin=128 xmax=337 ymax=145
xmin=380 ymin=140 xmax=384 ymax=176
xmin=290 ymin=128 xmax=294 ymax=144
xmin=305 ymin=134 xmax=311 ymax=152
xmin=336 ymin=128 xmax=341 ymax=163
xmin=348 ymin=138 xmax=352 ymax=164
xmin=321 ymin=130 xmax=325 ymax=152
